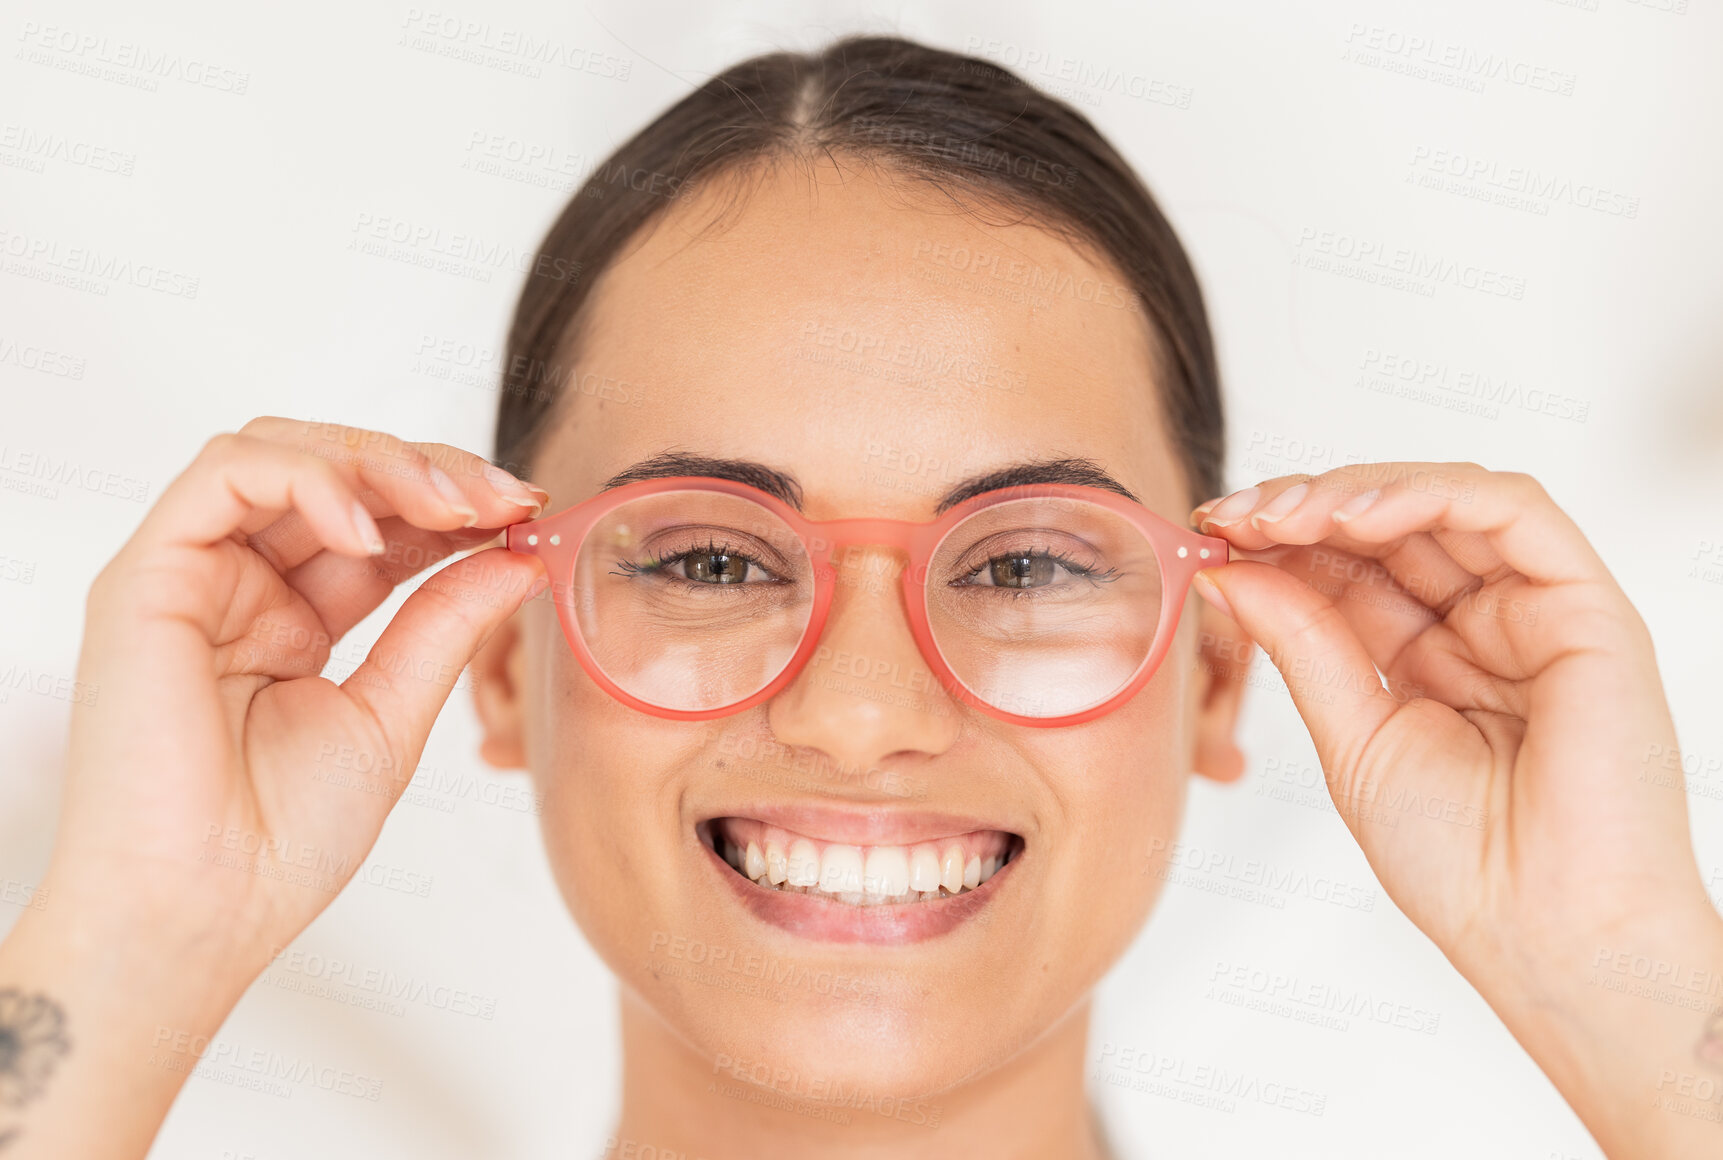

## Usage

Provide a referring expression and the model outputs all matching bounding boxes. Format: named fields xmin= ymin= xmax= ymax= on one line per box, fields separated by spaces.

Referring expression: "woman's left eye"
xmin=963 ymin=552 xmax=1073 ymax=589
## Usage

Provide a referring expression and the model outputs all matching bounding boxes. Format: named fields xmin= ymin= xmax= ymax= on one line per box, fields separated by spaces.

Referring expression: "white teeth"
xmin=908 ymin=844 xmax=942 ymax=894
xmin=716 ymin=825 xmax=1013 ymax=906
xmin=865 ymin=845 xmax=911 ymax=898
xmin=787 ymin=839 xmax=820 ymax=887
xmin=819 ymin=845 xmax=865 ymax=894
xmin=940 ymin=845 xmax=965 ymax=894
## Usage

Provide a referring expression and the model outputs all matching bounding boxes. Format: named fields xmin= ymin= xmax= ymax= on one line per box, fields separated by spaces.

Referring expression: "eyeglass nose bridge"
xmin=798 ymin=516 xmax=944 ymax=582
xmin=788 ymin=521 xmax=953 ymax=715
xmin=800 ymin=517 xmax=937 ymax=555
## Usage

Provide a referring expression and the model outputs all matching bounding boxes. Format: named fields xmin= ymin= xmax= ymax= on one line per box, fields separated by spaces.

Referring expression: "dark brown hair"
xmin=494 ymin=34 xmax=1224 ymax=507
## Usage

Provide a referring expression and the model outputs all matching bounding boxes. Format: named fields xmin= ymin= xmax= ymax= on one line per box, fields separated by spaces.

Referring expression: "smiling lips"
xmin=700 ymin=813 xmax=1021 ymax=944
xmin=709 ymin=817 xmax=1014 ymax=905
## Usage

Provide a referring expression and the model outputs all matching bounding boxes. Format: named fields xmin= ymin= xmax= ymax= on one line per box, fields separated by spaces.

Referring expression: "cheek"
xmin=522 ymin=636 xmax=688 ymax=961
xmin=1022 ymin=660 xmax=1195 ymax=957
xmin=1054 ymin=652 xmax=1191 ymax=817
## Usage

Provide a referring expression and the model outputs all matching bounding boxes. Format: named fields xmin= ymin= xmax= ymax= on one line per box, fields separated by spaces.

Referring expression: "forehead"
xmin=533 ymin=160 xmax=1184 ymax=522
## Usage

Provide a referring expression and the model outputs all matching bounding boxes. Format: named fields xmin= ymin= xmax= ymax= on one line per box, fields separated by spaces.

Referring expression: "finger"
xmin=1195 ymin=559 xmax=1400 ymax=772
xmin=233 ymin=419 xmax=479 ymax=536
xmin=340 ymin=548 xmax=547 ymax=763
xmin=1222 ymin=532 xmax=1616 ymax=723
xmin=410 ymin=438 xmax=551 ymax=515
xmin=1201 ymin=478 xmax=1490 ymax=613
xmin=1196 ymin=560 xmax=1483 ymax=820
xmin=218 ymin=521 xmax=506 ymax=680
xmin=1193 ymin=462 xmax=1610 ymax=588
xmin=1208 ymin=489 xmax=1507 ymax=610
xmin=214 ymin=517 xmax=513 ymax=679
xmin=277 ymin=518 xmax=501 ymax=643
xmin=236 ymin=418 xmax=550 ymax=568
xmin=130 ymin=433 xmax=383 ymax=558
xmin=1235 ymin=541 xmax=1441 ymax=670
xmin=1234 ymin=543 xmax=1527 ymax=715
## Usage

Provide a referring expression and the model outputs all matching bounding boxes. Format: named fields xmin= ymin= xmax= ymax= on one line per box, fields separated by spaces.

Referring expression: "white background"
xmin=3 ymin=1 xmax=1722 ymax=1157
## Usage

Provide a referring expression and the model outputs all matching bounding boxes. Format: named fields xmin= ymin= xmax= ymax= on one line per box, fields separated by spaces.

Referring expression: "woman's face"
xmin=475 ymin=158 xmax=1244 ymax=1099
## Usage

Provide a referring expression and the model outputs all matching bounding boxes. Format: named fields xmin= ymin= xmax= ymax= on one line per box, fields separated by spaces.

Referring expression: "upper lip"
xmin=697 ymin=802 xmax=1022 ymax=846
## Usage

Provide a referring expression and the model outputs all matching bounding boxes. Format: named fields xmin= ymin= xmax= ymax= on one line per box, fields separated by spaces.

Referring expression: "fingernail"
xmin=1189 ymin=495 xmax=1226 ymax=524
xmin=1250 ymin=482 xmax=1310 ymax=527
xmin=1191 ymin=571 xmax=1235 ymax=620
xmin=351 ymin=500 xmax=386 ymax=555
xmin=428 ymin=465 xmax=480 ymax=522
xmin=1199 ymin=486 xmax=1260 ymax=530
xmin=483 ymin=464 xmax=545 ymax=513
xmin=1332 ymin=488 xmax=1382 ymax=523
xmin=526 ymin=572 xmax=550 ymax=600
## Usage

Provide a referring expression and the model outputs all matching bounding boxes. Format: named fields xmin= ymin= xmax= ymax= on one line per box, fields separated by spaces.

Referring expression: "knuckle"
xmin=1502 ymin=471 xmax=1548 ymax=502
xmin=236 ymin=415 xmax=288 ymax=438
xmin=363 ymin=427 xmax=411 ymax=458
xmin=316 ymin=426 xmax=406 ymax=474
xmin=206 ymin=431 xmax=283 ymax=478
xmin=414 ymin=442 xmax=471 ymax=478
xmin=201 ymin=431 xmax=243 ymax=462
xmin=355 ymin=429 xmax=427 ymax=479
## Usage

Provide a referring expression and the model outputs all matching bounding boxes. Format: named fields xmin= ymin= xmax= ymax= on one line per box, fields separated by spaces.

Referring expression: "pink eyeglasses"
xmin=505 ymin=476 xmax=1228 ymax=727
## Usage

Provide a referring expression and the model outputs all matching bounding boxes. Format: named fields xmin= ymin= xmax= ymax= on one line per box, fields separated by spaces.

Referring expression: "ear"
xmin=1189 ymin=592 xmax=1249 ymax=784
xmin=471 ymin=609 xmax=528 ymax=769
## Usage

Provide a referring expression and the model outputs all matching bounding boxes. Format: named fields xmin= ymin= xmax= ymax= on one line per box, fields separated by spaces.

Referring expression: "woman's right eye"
xmin=669 ymin=551 xmax=774 ymax=584
xmin=640 ymin=548 xmax=782 ymax=589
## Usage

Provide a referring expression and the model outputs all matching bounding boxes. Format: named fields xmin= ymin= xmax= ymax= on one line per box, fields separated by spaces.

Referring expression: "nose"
xmin=766 ymin=547 xmax=962 ymax=771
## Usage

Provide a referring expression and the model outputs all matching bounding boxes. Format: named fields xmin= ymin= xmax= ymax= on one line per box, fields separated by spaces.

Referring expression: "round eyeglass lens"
xmin=570 ymin=490 xmax=815 ymax=711
xmin=924 ymin=496 xmax=1164 ymax=719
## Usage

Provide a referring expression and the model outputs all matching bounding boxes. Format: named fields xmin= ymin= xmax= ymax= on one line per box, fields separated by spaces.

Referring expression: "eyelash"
xmin=952 ymin=548 xmax=1120 ymax=595
xmin=609 ymin=539 xmax=783 ymax=584
xmin=610 ymin=543 xmax=1119 ymax=593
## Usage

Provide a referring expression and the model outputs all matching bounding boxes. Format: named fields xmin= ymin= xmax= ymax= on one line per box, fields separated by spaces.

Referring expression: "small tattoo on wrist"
xmin=0 ymin=988 xmax=72 ymax=1109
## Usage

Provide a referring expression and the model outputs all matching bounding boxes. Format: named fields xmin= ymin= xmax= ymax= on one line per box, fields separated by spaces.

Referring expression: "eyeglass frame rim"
xmin=504 ymin=474 xmax=1231 ymax=728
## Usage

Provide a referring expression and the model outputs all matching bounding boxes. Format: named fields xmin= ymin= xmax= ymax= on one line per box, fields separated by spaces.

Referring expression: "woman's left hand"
xmin=1189 ymin=462 xmax=1722 ymax=1160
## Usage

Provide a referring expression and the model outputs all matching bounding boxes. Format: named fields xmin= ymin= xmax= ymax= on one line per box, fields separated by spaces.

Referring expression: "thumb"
xmin=1194 ymin=560 xmax=1401 ymax=800
xmin=341 ymin=547 xmax=547 ymax=768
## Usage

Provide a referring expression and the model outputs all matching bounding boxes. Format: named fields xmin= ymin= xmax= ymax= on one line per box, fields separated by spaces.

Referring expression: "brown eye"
xmin=989 ymin=554 xmax=1056 ymax=588
xmin=683 ymin=553 xmax=756 ymax=584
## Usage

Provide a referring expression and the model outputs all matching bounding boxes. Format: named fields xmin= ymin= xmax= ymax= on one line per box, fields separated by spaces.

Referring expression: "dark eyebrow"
xmin=598 ymin=452 xmax=1137 ymax=514
xmin=932 ymin=457 xmax=1139 ymax=514
xmin=599 ymin=452 xmax=804 ymax=508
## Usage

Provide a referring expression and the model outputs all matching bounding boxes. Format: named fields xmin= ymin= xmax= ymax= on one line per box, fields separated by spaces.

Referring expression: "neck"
xmin=609 ymin=988 xmax=1107 ymax=1160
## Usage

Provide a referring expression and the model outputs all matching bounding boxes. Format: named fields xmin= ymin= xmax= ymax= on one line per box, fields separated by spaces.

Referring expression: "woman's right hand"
xmin=0 ymin=417 xmax=549 ymax=1158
